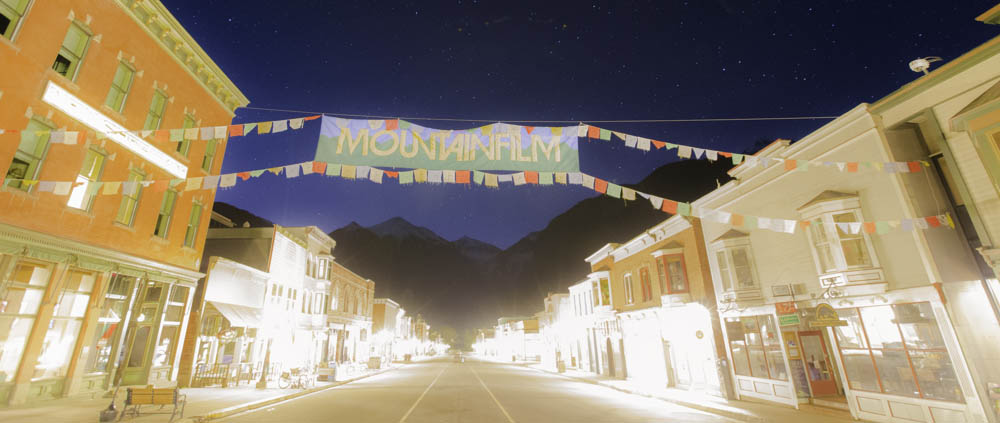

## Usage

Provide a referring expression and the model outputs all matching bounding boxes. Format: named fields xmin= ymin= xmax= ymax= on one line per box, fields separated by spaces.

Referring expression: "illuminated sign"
xmin=41 ymin=81 xmax=187 ymax=178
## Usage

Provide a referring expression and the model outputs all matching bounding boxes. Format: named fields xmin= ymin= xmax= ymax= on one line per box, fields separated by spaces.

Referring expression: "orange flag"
xmin=661 ymin=199 xmax=678 ymax=214
xmin=587 ymin=126 xmax=600 ymax=139
xmin=525 ymin=126 xmax=535 ymax=134
xmin=784 ymin=159 xmax=797 ymax=171
xmin=154 ymin=130 xmax=169 ymax=143
xmin=846 ymin=162 xmax=859 ymax=173
xmin=304 ymin=115 xmax=322 ymax=121
xmin=863 ymin=222 xmax=877 ymax=234
xmin=238 ymin=172 xmax=251 ymax=181
xmin=731 ymin=214 xmax=745 ymax=227
xmin=312 ymin=162 xmax=327 ymax=174
xmin=456 ymin=170 xmax=470 ymax=184
xmin=925 ymin=216 xmax=941 ymax=227
xmin=229 ymin=124 xmax=244 ymax=137
xmin=386 ymin=119 xmax=399 ymax=131
xmin=907 ymin=161 xmax=922 ymax=173
xmin=651 ymin=140 xmax=666 ymax=149
xmin=525 ymin=171 xmax=538 ymax=184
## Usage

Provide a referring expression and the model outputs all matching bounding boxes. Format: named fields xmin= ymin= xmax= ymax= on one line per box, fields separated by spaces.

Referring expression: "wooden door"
xmin=798 ymin=331 xmax=838 ymax=396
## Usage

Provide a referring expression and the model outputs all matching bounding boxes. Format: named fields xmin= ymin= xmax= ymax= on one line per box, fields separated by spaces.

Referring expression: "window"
xmin=725 ymin=315 xmax=787 ymax=381
xmin=800 ymin=193 xmax=876 ymax=274
xmin=115 ymin=169 xmax=144 ymax=226
xmin=0 ymin=0 xmax=30 ymax=40
xmin=5 ymin=119 xmax=52 ymax=191
xmin=599 ymin=278 xmax=610 ymax=306
xmin=154 ymin=189 xmax=177 ymax=238
xmin=83 ymin=274 xmax=135 ymax=373
xmin=177 ymin=115 xmax=195 ymax=157
xmin=183 ymin=202 xmax=202 ymax=248
xmin=35 ymin=270 xmax=94 ymax=379
xmin=201 ymin=139 xmax=217 ymax=172
xmin=143 ymin=90 xmax=168 ymax=130
xmin=623 ymin=273 xmax=635 ymax=304
xmin=833 ymin=303 xmax=962 ymax=402
xmin=52 ymin=22 xmax=89 ymax=80
xmin=656 ymin=254 xmax=689 ymax=294
xmin=153 ymin=285 xmax=187 ymax=367
xmin=0 ymin=262 xmax=51 ymax=380
xmin=715 ymin=246 xmax=757 ymax=290
xmin=104 ymin=62 xmax=134 ymax=113
xmin=67 ymin=149 xmax=105 ymax=210
xmin=639 ymin=267 xmax=652 ymax=302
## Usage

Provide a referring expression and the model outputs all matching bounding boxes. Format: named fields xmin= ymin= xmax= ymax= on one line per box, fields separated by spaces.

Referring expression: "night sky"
xmin=164 ymin=1 xmax=997 ymax=248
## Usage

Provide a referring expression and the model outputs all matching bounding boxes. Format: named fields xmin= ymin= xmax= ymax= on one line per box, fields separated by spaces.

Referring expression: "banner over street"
xmin=314 ymin=117 xmax=580 ymax=171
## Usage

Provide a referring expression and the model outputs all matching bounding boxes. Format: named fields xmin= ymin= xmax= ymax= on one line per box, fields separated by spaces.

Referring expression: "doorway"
xmin=798 ymin=331 xmax=837 ymax=397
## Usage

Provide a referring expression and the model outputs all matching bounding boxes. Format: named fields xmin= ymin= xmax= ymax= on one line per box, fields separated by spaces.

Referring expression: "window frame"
xmin=104 ymin=61 xmax=135 ymax=113
xmin=52 ymin=21 xmax=91 ymax=82
xmin=800 ymin=197 xmax=879 ymax=276
xmin=653 ymin=250 xmax=690 ymax=295
xmin=711 ymin=236 xmax=759 ymax=292
xmin=832 ymin=302 xmax=963 ymax=402
xmin=183 ymin=201 xmax=202 ymax=248
xmin=0 ymin=0 xmax=31 ymax=41
xmin=67 ymin=147 xmax=106 ymax=211
xmin=5 ymin=118 xmax=53 ymax=192
xmin=115 ymin=168 xmax=145 ymax=227
xmin=623 ymin=272 xmax=635 ymax=305
xmin=153 ymin=189 xmax=178 ymax=239
xmin=638 ymin=266 xmax=653 ymax=302
xmin=143 ymin=90 xmax=168 ymax=131
xmin=177 ymin=114 xmax=196 ymax=157
xmin=725 ymin=315 xmax=788 ymax=381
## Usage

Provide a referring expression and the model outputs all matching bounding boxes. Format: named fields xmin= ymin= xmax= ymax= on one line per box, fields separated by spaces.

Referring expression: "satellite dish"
xmin=909 ymin=56 xmax=942 ymax=75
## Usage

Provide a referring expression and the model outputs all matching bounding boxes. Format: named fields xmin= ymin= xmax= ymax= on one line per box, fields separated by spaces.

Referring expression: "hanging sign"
xmin=775 ymin=301 xmax=798 ymax=315
xmin=778 ymin=314 xmax=801 ymax=326
xmin=809 ymin=303 xmax=848 ymax=327
xmin=314 ymin=117 xmax=580 ymax=171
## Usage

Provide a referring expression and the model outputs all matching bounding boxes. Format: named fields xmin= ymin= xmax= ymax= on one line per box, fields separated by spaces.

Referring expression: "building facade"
xmin=606 ymin=216 xmax=731 ymax=396
xmin=0 ymin=0 xmax=246 ymax=404
xmin=694 ymin=105 xmax=994 ymax=421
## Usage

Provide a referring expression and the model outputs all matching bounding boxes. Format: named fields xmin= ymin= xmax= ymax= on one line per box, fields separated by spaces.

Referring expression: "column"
xmin=62 ymin=271 xmax=110 ymax=396
xmin=8 ymin=262 xmax=69 ymax=405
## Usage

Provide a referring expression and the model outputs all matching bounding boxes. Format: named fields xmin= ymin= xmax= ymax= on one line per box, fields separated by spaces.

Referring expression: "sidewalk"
xmin=0 ymin=361 xmax=409 ymax=423
xmin=522 ymin=363 xmax=856 ymax=423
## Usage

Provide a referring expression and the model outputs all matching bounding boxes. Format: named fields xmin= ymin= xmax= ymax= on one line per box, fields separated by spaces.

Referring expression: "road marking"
xmin=469 ymin=365 xmax=516 ymax=423
xmin=398 ymin=364 xmax=449 ymax=423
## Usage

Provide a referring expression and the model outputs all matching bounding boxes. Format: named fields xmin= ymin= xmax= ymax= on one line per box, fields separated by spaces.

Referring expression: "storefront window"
xmin=128 ymin=326 xmax=151 ymax=368
xmin=0 ymin=263 xmax=51 ymax=383
xmin=726 ymin=316 xmax=787 ymax=381
xmin=34 ymin=270 xmax=95 ymax=379
xmin=154 ymin=285 xmax=187 ymax=368
xmin=84 ymin=275 xmax=134 ymax=373
xmin=834 ymin=303 xmax=963 ymax=402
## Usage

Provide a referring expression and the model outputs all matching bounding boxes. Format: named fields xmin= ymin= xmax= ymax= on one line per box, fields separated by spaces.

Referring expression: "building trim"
xmin=113 ymin=0 xmax=249 ymax=116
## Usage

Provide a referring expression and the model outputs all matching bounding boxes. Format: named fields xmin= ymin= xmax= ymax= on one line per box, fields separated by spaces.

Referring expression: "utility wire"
xmin=240 ymin=105 xmax=838 ymax=124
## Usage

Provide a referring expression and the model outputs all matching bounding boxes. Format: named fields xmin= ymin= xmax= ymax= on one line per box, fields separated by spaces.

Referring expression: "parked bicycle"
xmin=277 ymin=366 xmax=315 ymax=389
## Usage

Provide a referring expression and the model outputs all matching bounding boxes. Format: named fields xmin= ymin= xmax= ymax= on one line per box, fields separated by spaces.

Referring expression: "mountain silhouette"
xmin=213 ymin=159 xmax=732 ymax=330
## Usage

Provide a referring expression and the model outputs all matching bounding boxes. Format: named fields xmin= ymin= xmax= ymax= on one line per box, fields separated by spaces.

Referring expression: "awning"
xmin=209 ymin=301 xmax=263 ymax=328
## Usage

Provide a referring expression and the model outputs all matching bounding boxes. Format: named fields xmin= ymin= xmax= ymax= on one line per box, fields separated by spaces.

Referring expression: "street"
xmin=219 ymin=357 xmax=733 ymax=423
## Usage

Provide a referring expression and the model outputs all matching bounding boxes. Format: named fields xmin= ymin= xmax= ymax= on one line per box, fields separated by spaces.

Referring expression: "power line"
xmin=239 ymin=105 xmax=838 ymax=124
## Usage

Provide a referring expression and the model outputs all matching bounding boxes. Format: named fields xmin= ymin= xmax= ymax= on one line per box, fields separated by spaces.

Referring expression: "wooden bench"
xmin=119 ymin=385 xmax=186 ymax=422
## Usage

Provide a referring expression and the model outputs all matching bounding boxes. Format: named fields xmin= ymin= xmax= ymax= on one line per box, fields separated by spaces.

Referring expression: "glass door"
xmin=799 ymin=330 xmax=838 ymax=396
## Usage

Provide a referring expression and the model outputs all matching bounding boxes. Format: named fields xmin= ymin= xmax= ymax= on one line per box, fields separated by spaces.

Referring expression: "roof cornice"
xmin=115 ymin=0 xmax=250 ymax=116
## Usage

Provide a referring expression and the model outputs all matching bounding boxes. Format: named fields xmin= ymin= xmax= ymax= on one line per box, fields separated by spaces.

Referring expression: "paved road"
xmin=220 ymin=357 xmax=733 ymax=423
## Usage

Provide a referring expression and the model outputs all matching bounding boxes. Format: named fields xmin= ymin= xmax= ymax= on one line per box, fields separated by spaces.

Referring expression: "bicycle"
xmin=277 ymin=366 xmax=315 ymax=389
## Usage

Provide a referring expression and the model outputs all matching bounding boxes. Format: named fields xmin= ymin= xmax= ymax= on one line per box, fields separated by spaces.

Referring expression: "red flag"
xmin=229 ymin=124 xmax=244 ymax=137
xmin=312 ymin=162 xmax=327 ymax=174
xmin=661 ymin=199 xmax=678 ymax=214
xmin=587 ymin=126 xmax=600 ymax=139
xmin=594 ymin=178 xmax=608 ymax=193
xmin=238 ymin=172 xmax=251 ymax=181
xmin=456 ymin=170 xmax=470 ymax=184
xmin=386 ymin=119 xmax=399 ymax=131
xmin=525 ymin=171 xmax=538 ymax=184
xmin=925 ymin=216 xmax=941 ymax=227
xmin=651 ymin=140 xmax=666 ymax=149
xmin=907 ymin=161 xmax=922 ymax=173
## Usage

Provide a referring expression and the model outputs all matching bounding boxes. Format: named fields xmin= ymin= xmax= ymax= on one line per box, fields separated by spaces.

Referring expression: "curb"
xmin=176 ymin=364 xmax=404 ymax=423
xmin=520 ymin=364 xmax=765 ymax=423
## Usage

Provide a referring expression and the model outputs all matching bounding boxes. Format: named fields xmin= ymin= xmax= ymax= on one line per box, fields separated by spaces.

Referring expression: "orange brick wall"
xmin=0 ymin=0 xmax=237 ymax=270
